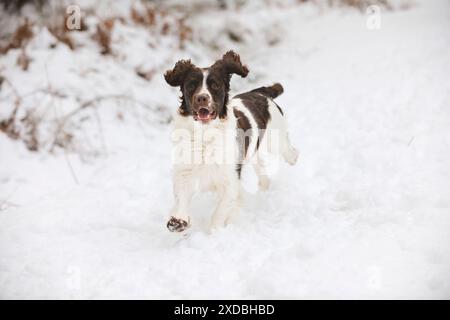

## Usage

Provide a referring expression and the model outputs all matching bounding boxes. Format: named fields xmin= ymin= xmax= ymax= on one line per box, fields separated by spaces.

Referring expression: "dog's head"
xmin=164 ymin=51 xmax=249 ymax=123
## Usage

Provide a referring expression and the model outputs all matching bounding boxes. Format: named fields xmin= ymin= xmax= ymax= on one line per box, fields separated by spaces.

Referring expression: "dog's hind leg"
xmin=223 ymin=188 xmax=243 ymax=227
xmin=252 ymin=154 xmax=270 ymax=191
xmin=281 ymin=133 xmax=299 ymax=165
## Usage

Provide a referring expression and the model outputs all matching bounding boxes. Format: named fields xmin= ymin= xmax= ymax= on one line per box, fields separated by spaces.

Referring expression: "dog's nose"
xmin=195 ymin=94 xmax=210 ymax=107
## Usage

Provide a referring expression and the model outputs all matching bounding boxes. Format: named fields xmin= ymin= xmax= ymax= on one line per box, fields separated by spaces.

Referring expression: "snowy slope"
xmin=0 ymin=0 xmax=450 ymax=299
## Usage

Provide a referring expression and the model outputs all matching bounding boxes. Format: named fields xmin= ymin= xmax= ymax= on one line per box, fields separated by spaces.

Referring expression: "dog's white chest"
xmin=192 ymin=132 xmax=235 ymax=192
xmin=172 ymin=114 xmax=237 ymax=193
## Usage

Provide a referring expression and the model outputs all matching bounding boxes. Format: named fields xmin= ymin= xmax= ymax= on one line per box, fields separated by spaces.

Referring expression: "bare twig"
xmin=44 ymin=63 xmax=80 ymax=184
xmin=0 ymin=78 xmax=22 ymax=139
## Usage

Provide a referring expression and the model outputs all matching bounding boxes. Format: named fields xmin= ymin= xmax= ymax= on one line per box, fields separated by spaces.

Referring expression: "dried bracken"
xmin=130 ymin=6 xmax=156 ymax=27
xmin=48 ymin=26 xmax=75 ymax=50
xmin=0 ymin=19 xmax=34 ymax=54
xmin=17 ymin=48 xmax=31 ymax=70
xmin=0 ymin=79 xmax=21 ymax=141
xmin=95 ymin=18 xmax=115 ymax=55
xmin=327 ymin=0 xmax=392 ymax=11
xmin=161 ymin=22 xmax=170 ymax=36
xmin=0 ymin=103 xmax=20 ymax=140
xmin=136 ymin=68 xmax=155 ymax=81
xmin=20 ymin=109 xmax=39 ymax=151
xmin=177 ymin=18 xmax=192 ymax=49
xmin=0 ymin=0 xmax=46 ymax=11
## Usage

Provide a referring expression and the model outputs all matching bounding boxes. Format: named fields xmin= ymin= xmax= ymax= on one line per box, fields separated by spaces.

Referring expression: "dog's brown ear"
xmin=164 ymin=59 xmax=196 ymax=87
xmin=217 ymin=51 xmax=249 ymax=78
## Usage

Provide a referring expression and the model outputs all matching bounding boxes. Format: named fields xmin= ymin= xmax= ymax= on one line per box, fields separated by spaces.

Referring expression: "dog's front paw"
xmin=167 ymin=216 xmax=190 ymax=232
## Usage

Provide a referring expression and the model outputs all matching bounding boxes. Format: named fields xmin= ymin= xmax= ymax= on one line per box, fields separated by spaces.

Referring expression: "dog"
xmin=164 ymin=51 xmax=298 ymax=232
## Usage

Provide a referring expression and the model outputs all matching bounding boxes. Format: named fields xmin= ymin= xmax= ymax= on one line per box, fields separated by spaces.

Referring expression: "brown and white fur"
xmin=164 ymin=51 xmax=298 ymax=232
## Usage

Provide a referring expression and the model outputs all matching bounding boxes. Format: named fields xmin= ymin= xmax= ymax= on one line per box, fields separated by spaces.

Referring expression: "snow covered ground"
xmin=0 ymin=0 xmax=449 ymax=299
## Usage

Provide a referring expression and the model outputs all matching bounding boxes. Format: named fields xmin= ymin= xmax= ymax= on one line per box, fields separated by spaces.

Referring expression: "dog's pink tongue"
xmin=198 ymin=108 xmax=210 ymax=120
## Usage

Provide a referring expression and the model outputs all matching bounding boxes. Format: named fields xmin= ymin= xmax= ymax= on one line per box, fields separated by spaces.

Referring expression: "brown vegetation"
xmin=327 ymin=0 xmax=392 ymax=11
xmin=94 ymin=18 xmax=115 ymax=55
xmin=130 ymin=6 xmax=156 ymax=27
xmin=0 ymin=19 xmax=34 ymax=54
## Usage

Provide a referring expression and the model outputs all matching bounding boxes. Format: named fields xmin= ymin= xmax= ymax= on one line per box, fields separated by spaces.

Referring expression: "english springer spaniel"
xmin=164 ymin=51 xmax=298 ymax=232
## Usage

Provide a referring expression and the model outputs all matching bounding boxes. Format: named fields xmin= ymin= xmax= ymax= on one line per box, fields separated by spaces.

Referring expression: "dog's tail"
xmin=251 ymin=83 xmax=284 ymax=99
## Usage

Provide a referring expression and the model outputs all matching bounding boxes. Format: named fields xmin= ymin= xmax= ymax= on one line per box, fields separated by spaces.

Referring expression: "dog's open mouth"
xmin=194 ymin=108 xmax=216 ymax=123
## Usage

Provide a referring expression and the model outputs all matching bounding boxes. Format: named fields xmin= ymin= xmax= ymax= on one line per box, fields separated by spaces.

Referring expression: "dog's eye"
xmin=209 ymin=81 xmax=219 ymax=90
xmin=186 ymin=81 xmax=197 ymax=90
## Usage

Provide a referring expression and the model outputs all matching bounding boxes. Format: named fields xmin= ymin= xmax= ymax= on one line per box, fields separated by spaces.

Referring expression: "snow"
xmin=1 ymin=0 xmax=450 ymax=299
